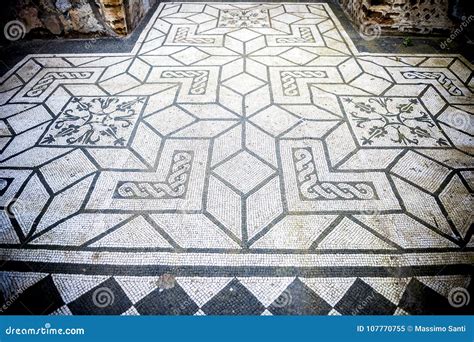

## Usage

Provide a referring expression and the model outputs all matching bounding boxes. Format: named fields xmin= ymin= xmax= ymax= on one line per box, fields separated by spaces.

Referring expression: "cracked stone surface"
xmin=0 ymin=2 xmax=473 ymax=315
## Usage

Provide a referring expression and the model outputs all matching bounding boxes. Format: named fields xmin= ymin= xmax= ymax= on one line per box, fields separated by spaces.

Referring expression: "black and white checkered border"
xmin=1 ymin=272 xmax=472 ymax=315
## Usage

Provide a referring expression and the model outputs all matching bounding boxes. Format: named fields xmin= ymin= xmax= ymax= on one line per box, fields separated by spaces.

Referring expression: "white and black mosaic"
xmin=0 ymin=2 xmax=473 ymax=315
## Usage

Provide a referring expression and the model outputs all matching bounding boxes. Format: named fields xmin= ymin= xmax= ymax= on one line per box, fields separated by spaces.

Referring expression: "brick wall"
xmin=2 ymin=0 xmax=156 ymax=38
xmin=339 ymin=0 xmax=455 ymax=34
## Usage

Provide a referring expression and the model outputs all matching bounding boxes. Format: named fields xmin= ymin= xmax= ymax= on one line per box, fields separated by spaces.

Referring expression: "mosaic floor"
xmin=0 ymin=2 xmax=473 ymax=315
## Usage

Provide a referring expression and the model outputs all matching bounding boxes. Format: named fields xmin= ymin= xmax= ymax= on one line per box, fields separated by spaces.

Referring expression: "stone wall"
xmin=2 ymin=0 xmax=156 ymax=39
xmin=339 ymin=0 xmax=455 ymax=34
xmin=124 ymin=0 xmax=153 ymax=32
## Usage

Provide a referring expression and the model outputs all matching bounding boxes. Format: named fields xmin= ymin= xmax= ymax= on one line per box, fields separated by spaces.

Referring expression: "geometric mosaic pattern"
xmin=0 ymin=3 xmax=473 ymax=315
xmin=1 ymin=272 xmax=472 ymax=315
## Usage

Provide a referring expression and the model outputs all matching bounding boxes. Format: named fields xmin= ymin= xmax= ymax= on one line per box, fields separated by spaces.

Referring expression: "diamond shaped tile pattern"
xmin=172 ymin=47 xmax=210 ymax=65
xmin=67 ymin=278 xmax=132 ymax=315
xmin=135 ymin=283 xmax=199 ymax=315
xmin=201 ymin=279 xmax=266 ymax=315
xmin=213 ymin=151 xmax=275 ymax=194
xmin=223 ymin=73 xmax=265 ymax=95
xmin=269 ymin=278 xmax=332 ymax=315
xmin=334 ymin=279 xmax=397 ymax=315
xmin=1 ymin=275 xmax=65 ymax=315
xmin=227 ymin=28 xmax=262 ymax=42
xmin=249 ymin=105 xmax=300 ymax=136
xmin=2 ymin=274 xmax=471 ymax=315
xmin=280 ymin=48 xmax=318 ymax=65
xmin=397 ymin=278 xmax=473 ymax=315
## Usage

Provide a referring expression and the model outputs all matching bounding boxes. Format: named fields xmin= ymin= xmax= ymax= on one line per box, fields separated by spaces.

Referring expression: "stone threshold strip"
xmin=1 ymin=249 xmax=472 ymax=269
